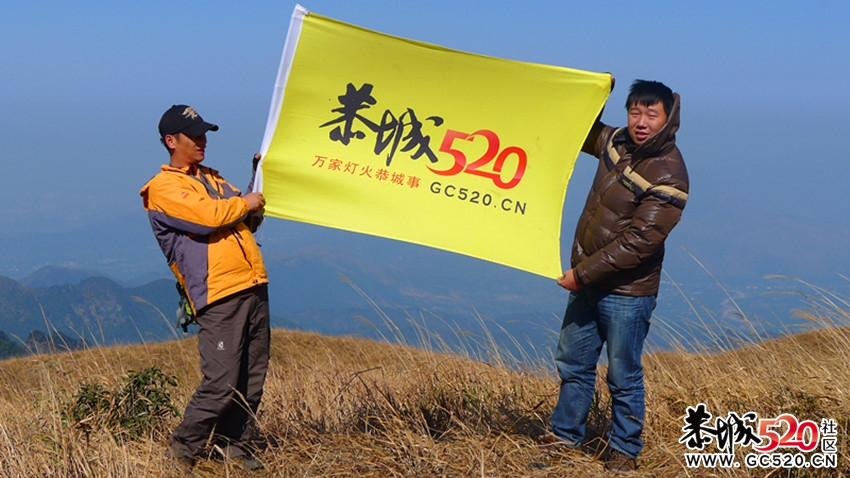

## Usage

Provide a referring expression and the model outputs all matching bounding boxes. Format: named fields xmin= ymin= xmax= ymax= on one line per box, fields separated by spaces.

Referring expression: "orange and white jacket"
xmin=140 ymin=164 xmax=267 ymax=313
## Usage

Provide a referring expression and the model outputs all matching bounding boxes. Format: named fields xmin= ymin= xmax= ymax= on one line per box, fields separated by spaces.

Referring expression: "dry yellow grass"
xmin=0 ymin=315 xmax=849 ymax=477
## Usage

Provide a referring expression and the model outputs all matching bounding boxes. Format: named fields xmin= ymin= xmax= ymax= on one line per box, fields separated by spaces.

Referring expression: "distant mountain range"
xmin=1 ymin=241 xmax=836 ymax=361
xmin=0 ymin=243 xmax=569 ymax=360
xmin=1 ymin=211 xmax=844 ymax=360
xmin=0 ymin=274 xmax=177 ymax=354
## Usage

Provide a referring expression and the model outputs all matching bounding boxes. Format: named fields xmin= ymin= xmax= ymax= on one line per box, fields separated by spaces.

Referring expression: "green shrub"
xmin=61 ymin=367 xmax=180 ymax=442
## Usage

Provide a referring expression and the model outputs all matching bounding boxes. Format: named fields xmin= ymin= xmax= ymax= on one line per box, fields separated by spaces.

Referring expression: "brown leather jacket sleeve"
xmin=574 ymin=158 xmax=687 ymax=293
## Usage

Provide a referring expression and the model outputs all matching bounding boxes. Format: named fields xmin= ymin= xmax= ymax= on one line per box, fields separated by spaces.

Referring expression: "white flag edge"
xmin=254 ymin=4 xmax=308 ymax=193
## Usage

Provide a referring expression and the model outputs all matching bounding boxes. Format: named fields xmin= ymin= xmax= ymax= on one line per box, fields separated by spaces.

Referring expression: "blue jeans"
xmin=550 ymin=288 xmax=655 ymax=458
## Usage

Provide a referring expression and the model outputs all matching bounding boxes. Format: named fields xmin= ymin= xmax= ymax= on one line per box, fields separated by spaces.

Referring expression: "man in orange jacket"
xmin=141 ymin=105 xmax=270 ymax=471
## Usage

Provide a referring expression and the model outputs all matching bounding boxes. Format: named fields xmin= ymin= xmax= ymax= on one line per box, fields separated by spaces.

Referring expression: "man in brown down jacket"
xmin=541 ymin=80 xmax=689 ymax=471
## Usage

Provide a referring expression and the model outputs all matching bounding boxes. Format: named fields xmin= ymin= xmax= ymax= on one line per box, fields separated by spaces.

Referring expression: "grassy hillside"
xmin=0 ymin=311 xmax=848 ymax=476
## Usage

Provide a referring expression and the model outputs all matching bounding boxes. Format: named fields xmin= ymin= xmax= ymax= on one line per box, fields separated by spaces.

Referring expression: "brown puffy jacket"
xmin=571 ymin=93 xmax=689 ymax=296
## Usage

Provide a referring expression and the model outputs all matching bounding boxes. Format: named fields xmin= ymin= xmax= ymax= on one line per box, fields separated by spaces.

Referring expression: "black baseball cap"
xmin=158 ymin=105 xmax=219 ymax=138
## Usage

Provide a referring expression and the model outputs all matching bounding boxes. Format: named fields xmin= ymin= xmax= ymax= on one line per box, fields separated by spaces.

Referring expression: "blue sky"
xmin=2 ymin=1 xmax=849 ymax=287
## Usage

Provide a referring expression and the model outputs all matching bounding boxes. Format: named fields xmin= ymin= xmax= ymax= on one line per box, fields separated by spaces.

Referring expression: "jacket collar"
xmin=160 ymin=163 xmax=219 ymax=177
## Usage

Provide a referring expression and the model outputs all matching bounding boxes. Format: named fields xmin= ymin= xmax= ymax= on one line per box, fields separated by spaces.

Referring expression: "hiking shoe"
xmin=603 ymin=447 xmax=638 ymax=471
xmin=237 ymin=456 xmax=264 ymax=471
xmin=166 ymin=435 xmax=196 ymax=470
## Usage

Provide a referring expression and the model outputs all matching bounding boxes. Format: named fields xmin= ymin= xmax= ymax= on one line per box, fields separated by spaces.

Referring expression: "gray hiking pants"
xmin=171 ymin=284 xmax=270 ymax=459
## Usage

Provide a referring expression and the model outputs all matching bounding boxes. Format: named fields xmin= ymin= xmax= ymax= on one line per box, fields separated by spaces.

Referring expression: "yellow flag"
xmin=257 ymin=4 xmax=611 ymax=278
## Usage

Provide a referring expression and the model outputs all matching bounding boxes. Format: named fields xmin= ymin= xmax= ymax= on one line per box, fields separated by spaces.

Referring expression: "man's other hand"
xmin=557 ymin=269 xmax=582 ymax=291
xmin=243 ymin=192 xmax=266 ymax=212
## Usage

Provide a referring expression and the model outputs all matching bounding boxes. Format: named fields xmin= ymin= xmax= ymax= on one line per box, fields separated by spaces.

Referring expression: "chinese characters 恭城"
xmin=320 ymin=83 xmax=444 ymax=166
xmin=680 ymin=403 xmax=761 ymax=454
